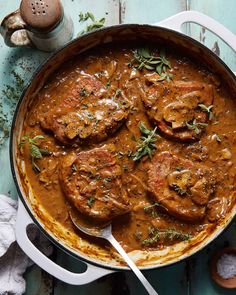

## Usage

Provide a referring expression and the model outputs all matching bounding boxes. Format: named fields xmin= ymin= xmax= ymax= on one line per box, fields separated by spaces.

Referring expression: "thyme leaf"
xmin=19 ymin=135 xmax=51 ymax=172
xmin=144 ymin=202 xmax=165 ymax=212
xmin=78 ymin=12 xmax=105 ymax=36
xmin=0 ymin=70 xmax=25 ymax=147
xmin=30 ymin=144 xmax=43 ymax=159
xmin=79 ymin=12 xmax=95 ymax=22
xmin=170 ymin=184 xmax=187 ymax=196
xmin=132 ymin=122 xmax=160 ymax=161
xmin=87 ymin=197 xmax=95 ymax=207
xmin=142 ymin=228 xmax=191 ymax=246
xmin=130 ymin=47 xmax=172 ymax=81
xmin=214 ymin=133 xmax=221 ymax=143
xmin=185 ymin=119 xmax=208 ymax=135
xmin=198 ymin=104 xmax=214 ymax=120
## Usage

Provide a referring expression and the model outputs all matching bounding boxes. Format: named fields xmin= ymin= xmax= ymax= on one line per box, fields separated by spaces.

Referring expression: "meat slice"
xmin=148 ymin=151 xmax=216 ymax=222
xmin=40 ymin=74 xmax=130 ymax=145
xmin=141 ymin=76 xmax=214 ymax=142
xmin=59 ymin=145 xmax=130 ymax=222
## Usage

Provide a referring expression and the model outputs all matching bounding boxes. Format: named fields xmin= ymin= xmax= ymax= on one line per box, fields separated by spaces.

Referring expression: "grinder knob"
xmin=20 ymin=0 xmax=63 ymax=32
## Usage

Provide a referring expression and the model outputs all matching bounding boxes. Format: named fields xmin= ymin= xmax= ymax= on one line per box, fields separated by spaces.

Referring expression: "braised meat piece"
xmin=148 ymin=151 xmax=216 ymax=222
xmin=40 ymin=74 xmax=130 ymax=145
xmin=59 ymin=145 xmax=130 ymax=222
xmin=142 ymin=76 xmax=214 ymax=141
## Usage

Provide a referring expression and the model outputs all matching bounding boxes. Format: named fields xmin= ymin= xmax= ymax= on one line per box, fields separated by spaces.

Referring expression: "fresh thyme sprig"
xmin=79 ymin=12 xmax=95 ymax=22
xmin=78 ymin=12 xmax=105 ymax=36
xmin=0 ymin=70 xmax=25 ymax=147
xmin=142 ymin=228 xmax=191 ymax=246
xmin=19 ymin=135 xmax=51 ymax=172
xmin=132 ymin=122 xmax=160 ymax=161
xmin=144 ymin=202 xmax=164 ymax=211
xmin=198 ymin=104 xmax=214 ymax=120
xmin=185 ymin=119 xmax=208 ymax=135
xmin=130 ymin=47 xmax=173 ymax=81
xmin=144 ymin=202 xmax=165 ymax=218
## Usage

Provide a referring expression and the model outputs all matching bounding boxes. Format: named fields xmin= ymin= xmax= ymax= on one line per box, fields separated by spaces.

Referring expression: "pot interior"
xmin=11 ymin=24 xmax=236 ymax=270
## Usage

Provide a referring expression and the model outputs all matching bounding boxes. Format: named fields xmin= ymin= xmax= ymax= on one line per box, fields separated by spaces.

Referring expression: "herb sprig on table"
xmin=0 ymin=71 xmax=25 ymax=147
xmin=132 ymin=122 xmax=160 ymax=161
xmin=130 ymin=47 xmax=173 ymax=81
xmin=19 ymin=135 xmax=52 ymax=172
xmin=78 ymin=12 xmax=105 ymax=36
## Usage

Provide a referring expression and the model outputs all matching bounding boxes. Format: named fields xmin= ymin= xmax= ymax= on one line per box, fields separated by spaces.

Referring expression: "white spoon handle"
xmin=107 ymin=234 xmax=158 ymax=295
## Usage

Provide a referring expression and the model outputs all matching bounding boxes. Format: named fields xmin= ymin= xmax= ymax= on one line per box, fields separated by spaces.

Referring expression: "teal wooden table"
xmin=0 ymin=1 xmax=236 ymax=294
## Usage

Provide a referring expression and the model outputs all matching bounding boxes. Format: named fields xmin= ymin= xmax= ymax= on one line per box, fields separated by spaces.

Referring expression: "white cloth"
xmin=0 ymin=194 xmax=53 ymax=295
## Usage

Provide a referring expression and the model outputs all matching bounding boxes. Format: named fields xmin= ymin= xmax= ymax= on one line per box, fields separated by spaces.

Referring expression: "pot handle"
xmin=16 ymin=200 xmax=114 ymax=285
xmin=156 ymin=11 xmax=236 ymax=53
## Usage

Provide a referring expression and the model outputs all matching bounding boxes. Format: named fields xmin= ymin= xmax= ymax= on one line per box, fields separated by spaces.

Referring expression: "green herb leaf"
xmin=19 ymin=134 xmax=50 ymax=172
xmin=78 ymin=13 xmax=105 ymax=36
xmin=132 ymin=122 xmax=160 ymax=161
xmin=114 ymin=88 xmax=122 ymax=99
xmin=131 ymin=47 xmax=172 ymax=81
xmin=32 ymin=158 xmax=41 ymax=173
xmin=198 ymin=104 xmax=214 ymax=120
xmin=170 ymin=184 xmax=187 ymax=196
xmin=185 ymin=119 xmax=208 ymax=135
xmin=142 ymin=228 xmax=191 ymax=246
xmin=87 ymin=197 xmax=95 ymax=207
xmin=144 ymin=202 xmax=165 ymax=212
xmin=30 ymin=144 xmax=42 ymax=159
xmin=214 ymin=133 xmax=221 ymax=142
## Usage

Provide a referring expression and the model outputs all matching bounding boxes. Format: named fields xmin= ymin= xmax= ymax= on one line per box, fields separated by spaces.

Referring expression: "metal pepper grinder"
xmin=0 ymin=0 xmax=74 ymax=52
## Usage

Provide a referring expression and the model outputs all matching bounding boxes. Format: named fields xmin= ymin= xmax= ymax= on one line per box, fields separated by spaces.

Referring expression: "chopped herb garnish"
xmin=130 ymin=107 xmax=138 ymax=114
xmin=144 ymin=202 xmax=165 ymax=218
xmin=87 ymin=197 xmax=95 ymax=207
xmin=142 ymin=228 xmax=191 ymax=246
xmin=114 ymin=88 xmax=122 ymax=99
xmin=79 ymin=88 xmax=89 ymax=97
xmin=131 ymin=134 xmax=137 ymax=142
xmin=117 ymin=151 xmax=125 ymax=158
xmin=132 ymin=122 xmax=160 ymax=161
xmin=170 ymin=184 xmax=187 ymax=196
xmin=144 ymin=202 xmax=164 ymax=212
xmin=134 ymin=230 xmax=143 ymax=241
xmin=123 ymin=164 xmax=129 ymax=172
xmin=185 ymin=119 xmax=208 ymax=135
xmin=104 ymin=177 xmax=113 ymax=182
xmin=214 ymin=133 xmax=221 ymax=143
xmin=106 ymin=80 xmax=111 ymax=88
xmin=72 ymin=164 xmax=78 ymax=172
xmin=130 ymin=47 xmax=173 ymax=81
xmin=127 ymin=150 xmax=133 ymax=157
xmin=19 ymin=135 xmax=51 ymax=172
xmin=198 ymin=104 xmax=214 ymax=120
xmin=81 ymin=104 xmax=89 ymax=109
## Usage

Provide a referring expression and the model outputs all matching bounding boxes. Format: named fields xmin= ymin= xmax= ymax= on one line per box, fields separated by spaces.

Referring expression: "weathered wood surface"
xmin=0 ymin=1 xmax=236 ymax=294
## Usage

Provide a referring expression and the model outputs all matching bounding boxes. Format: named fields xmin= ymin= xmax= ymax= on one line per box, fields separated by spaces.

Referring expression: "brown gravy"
xmin=20 ymin=44 xmax=236 ymax=252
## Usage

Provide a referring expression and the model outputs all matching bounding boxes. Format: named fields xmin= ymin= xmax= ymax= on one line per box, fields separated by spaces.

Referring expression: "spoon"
xmin=69 ymin=212 xmax=158 ymax=295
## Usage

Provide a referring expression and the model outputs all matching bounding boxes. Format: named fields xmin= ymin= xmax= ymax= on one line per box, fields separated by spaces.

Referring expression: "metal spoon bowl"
xmin=69 ymin=211 xmax=158 ymax=295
